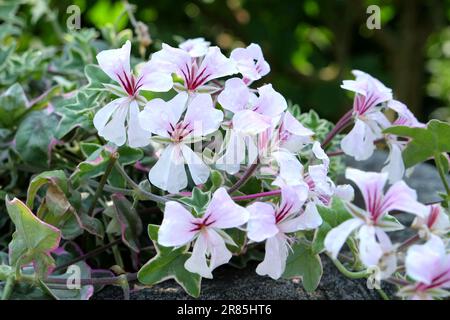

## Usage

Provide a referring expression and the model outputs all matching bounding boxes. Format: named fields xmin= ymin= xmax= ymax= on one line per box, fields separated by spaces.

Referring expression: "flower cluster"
xmin=93 ymin=39 xmax=450 ymax=299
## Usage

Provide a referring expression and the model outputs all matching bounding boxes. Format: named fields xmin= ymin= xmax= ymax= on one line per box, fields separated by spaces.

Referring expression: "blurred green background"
xmin=8 ymin=0 xmax=450 ymax=122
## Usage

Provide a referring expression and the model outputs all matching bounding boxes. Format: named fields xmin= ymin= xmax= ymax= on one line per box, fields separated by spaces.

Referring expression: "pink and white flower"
xmin=179 ymin=38 xmax=210 ymax=58
xmin=151 ymin=43 xmax=237 ymax=93
xmin=383 ymin=100 xmax=425 ymax=182
xmin=340 ymin=70 xmax=392 ymax=161
xmin=158 ymin=188 xmax=249 ymax=278
xmin=324 ymin=168 xmax=428 ymax=268
xmin=94 ymin=40 xmax=173 ymax=147
xmin=216 ymin=78 xmax=287 ymax=174
xmin=246 ymin=186 xmax=322 ymax=279
xmin=399 ymin=235 xmax=450 ymax=300
xmin=230 ymin=43 xmax=270 ymax=84
xmin=412 ymin=204 xmax=450 ymax=238
xmin=139 ymin=92 xmax=223 ymax=193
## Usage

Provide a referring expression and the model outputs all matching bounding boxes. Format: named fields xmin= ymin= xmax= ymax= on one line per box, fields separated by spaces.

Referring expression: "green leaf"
xmin=137 ymin=225 xmax=201 ymax=297
xmin=6 ymin=197 xmax=61 ymax=277
xmin=317 ymin=197 xmax=352 ymax=228
xmin=71 ymin=143 xmax=143 ymax=187
xmin=38 ymin=261 xmax=94 ymax=300
xmin=55 ymin=91 xmax=96 ymax=139
xmin=283 ymin=242 xmax=323 ymax=292
xmin=85 ymin=64 xmax=113 ymax=90
xmin=27 ymin=170 xmax=103 ymax=239
xmin=15 ymin=111 xmax=58 ymax=168
xmin=27 ymin=170 xmax=67 ymax=209
xmin=178 ymin=187 xmax=211 ymax=216
xmin=311 ymin=221 xmax=332 ymax=254
xmin=384 ymin=120 xmax=450 ymax=168
xmin=111 ymin=194 xmax=143 ymax=253
xmin=0 ymin=83 xmax=28 ymax=128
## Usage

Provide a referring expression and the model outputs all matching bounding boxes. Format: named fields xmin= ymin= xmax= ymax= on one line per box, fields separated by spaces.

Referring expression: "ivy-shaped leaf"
xmin=317 ymin=197 xmax=353 ymax=228
xmin=15 ymin=110 xmax=58 ymax=168
xmin=384 ymin=120 xmax=450 ymax=168
xmin=282 ymin=242 xmax=323 ymax=292
xmin=0 ymin=83 xmax=28 ymax=128
xmin=111 ymin=194 xmax=143 ymax=253
xmin=137 ymin=224 xmax=201 ymax=298
xmin=6 ymin=197 xmax=61 ymax=277
xmin=178 ymin=187 xmax=211 ymax=216
xmin=71 ymin=143 xmax=143 ymax=188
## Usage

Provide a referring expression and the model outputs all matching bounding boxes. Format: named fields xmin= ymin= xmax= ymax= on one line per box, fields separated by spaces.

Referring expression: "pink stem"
xmin=321 ymin=109 xmax=353 ymax=149
xmin=232 ymin=189 xmax=281 ymax=201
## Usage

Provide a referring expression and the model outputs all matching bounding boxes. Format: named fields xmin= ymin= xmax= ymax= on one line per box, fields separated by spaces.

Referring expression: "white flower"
xmin=139 ymin=92 xmax=223 ymax=193
xmin=94 ymin=40 xmax=173 ymax=147
xmin=158 ymin=188 xmax=249 ymax=278
xmin=179 ymin=37 xmax=211 ymax=57
xmin=247 ymin=186 xmax=322 ymax=279
xmin=324 ymin=168 xmax=428 ymax=268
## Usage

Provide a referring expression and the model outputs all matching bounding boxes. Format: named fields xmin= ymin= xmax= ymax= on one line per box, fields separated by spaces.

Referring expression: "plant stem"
xmin=101 ymin=215 xmax=124 ymax=269
xmin=21 ymin=272 xmax=138 ymax=287
xmin=386 ymin=277 xmax=409 ymax=287
xmin=321 ymin=110 xmax=353 ymax=150
xmin=88 ymin=180 xmax=135 ymax=196
xmin=1 ymin=276 xmax=15 ymax=300
xmin=232 ymin=189 xmax=282 ymax=201
xmin=434 ymin=153 xmax=450 ymax=196
xmin=397 ymin=234 xmax=420 ymax=251
xmin=53 ymin=238 xmax=122 ymax=273
xmin=114 ymin=162 xmax=168 ymax=204
xmin=328 ymin=255 xmax=368 ymax=279
xmin=376 ymin=288 xmax=390 ymax=300
xmin=227 ymin=161 xmax=259 ymax=194
xmin=88 ymin=152 xmax=119 ymax=217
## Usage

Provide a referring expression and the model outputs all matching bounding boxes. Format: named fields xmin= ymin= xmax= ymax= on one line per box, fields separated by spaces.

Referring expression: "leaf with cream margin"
xmin=137 ymin=224 xmax=201 ymax=297
xmin=6 ymin=197 xmax=61 ymax=277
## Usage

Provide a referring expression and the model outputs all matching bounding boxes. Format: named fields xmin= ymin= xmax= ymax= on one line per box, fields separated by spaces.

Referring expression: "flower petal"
xmin=199 ymin=46 xmax=237 ymax=83
xmin=98 ymin=101 xmax=128 ymax=146
xmin=96 ymin=40 xmax=131 ymax=83
xmin=382 ymin=141 xmax=405 ymax=183
xmin=232 ymin=109 xmax=272 ymax=135
xmin=341 ymin=118 xmax=377 ymax=161
xmin=256 ymin=234 xmax=288 ymax=280
xmin=405 ymin=235 xmax=448 ymax=285
xmin=139 ymin=92 xmax=188 ymax=137
xmin=127 ymin=100 xmax=151 ymax=147
xmin=158 ymin=201 xmax=197 ymax=247
xmin=138 ymin=62 xmax=173 ymax=92
xmin=205 ymin=228 xmax=233 ymax=271
xmin=93 ymin=97 xmax=125 ymax=133
xmin=247 ymin=202 xmax=278 ymax=242
xmin=279 ymin=201 xmax=322 ymax=233
xmin=381 ymin=180 xmax=428 ymax=218
xmin=179 ymin=38 xmax=210 ymax=58
xmin=254 ymin=84 xmax=287 ymax=118
xmin=324 ymin=218 xmax=364 ymax=259
xmin=184 ymin=232 xmax=212 ymax=278
xmin=358 ymin=225 xmax=383 ymax=267
xmin=345 ymin=168 xmax=387 ymax=217
xmin=184 ymin=93 xmax=223 ymax=136
xmin=207 ymin=187 xmax=249 ymax=229
xmin=148 ymin=144 xmax=187 ymax=193
xmin=217 ymin=78 xmax=249 ymax=113
xmin=216 ymin=129 xmax=246 ymax=174
xmin=180 ymin=144 xmax=210 ymax=185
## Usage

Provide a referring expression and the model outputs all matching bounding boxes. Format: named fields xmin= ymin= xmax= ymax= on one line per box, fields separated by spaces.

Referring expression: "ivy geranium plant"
xmin=1 ymin=3 xmax=449 ymax=301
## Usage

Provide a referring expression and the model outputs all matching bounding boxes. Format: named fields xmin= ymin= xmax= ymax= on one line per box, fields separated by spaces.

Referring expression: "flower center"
xmin=190 ymin=214 xmax=216 ymax=232
xmin=167 ymin=121 xmax=193 ymax=142
xmin=116 ymin=69 xmax=143 ymax=97
xmin=180 ymin=62 xmax=212 ymax=91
